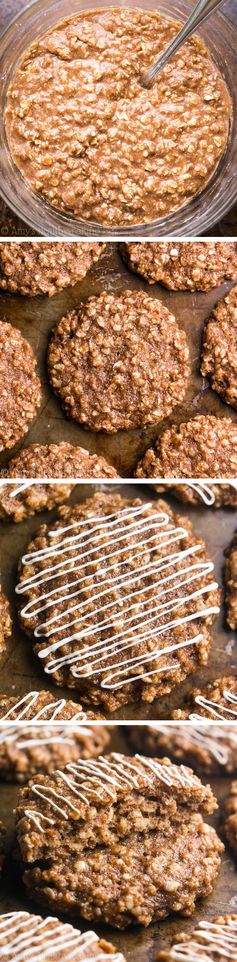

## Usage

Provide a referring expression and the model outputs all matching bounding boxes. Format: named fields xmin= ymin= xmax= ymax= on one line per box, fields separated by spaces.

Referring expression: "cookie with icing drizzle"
xmin=172 ymin=676 xmax=237 ymax=725
xmin=224 ymin=533 xmax=237 ymax=630
xmin=0 ymin=911 xmax=125 ymax=961
xmin=0 ymin=587 xmax=12 ymax=657
xmin=156 ymin=914 xmax=237 ymax=960
xmin=15 ymin=751 xmax=223 ymax=928
xmin=16 ymin=492 xmax=220 ymax=713
xmin=0 ymin=479 xmax=76 ymax=523
xmin=0 ymin=689 xmax=108 ymax=782
xmin=223 ymin=781 xmax=237 ymax=857
xmin=129 ymin=722 xmax=237 ymax=774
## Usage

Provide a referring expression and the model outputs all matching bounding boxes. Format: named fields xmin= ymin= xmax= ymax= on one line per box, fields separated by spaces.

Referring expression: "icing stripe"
xmin=190 ymin=690 xmax=237 ymax=721
xmin=166 ymin=917 xmax=237 ymax=960
xmin=16 ymin=503 xmax=219 ymax=690
xmin=0 ymin=691 xmax=89 ymax=721
xmin=149 ymin=724 xmax=237 ymax=764
xmin=0 ymin=911 xmax=124 ymax=961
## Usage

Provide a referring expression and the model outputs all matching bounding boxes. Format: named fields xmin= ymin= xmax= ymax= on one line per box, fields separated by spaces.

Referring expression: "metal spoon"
xmin=142 ymin=0 xmax=227 ymax=88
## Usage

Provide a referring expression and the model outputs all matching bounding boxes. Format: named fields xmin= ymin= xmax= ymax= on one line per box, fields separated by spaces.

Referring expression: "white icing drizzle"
xmin=166 ymin=917 xmax=237 ymax=960
xmin=0 ymin=481 xmax=37 ymax=498
xmin=149 ymin=724 xmax=237 ymax=765
xmin=15 ymin=503 xmax=219 ymax=690
xmin=179 ymin=481 xmax=237 ymax=506
xmin=23 ymin=752 xmax=199 ymax=833
xmin=190 ymin=689 xmax=237 ymax=720
xmin=0 ymin=911 xmax=124 ymax=961
xmin=0 ymin=691 xmax=89 ymax=721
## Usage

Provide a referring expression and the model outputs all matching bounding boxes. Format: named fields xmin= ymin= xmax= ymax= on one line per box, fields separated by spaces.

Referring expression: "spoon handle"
xmin=142 ymin=0 xmax=226 ymax=87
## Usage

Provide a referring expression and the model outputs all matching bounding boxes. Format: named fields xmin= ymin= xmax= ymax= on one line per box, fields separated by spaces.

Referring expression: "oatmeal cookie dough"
xmin=172 ymin=676 xmax=237 ymax=721
xmin=224 ymin=533 xmax=237 ymax=629
xmin=0 ymin=911 xmax=125 ymax=961
xmin=0 ymin=480 xmax=75 ymax=523
xmin=16 ymin=491 xmax=220 ymax=713
xmin=0 ymin=322 xmax=41 ymax=452
xmin=0 ymin=589 xmax=12 ymax=657
xmin=2 ymin=442 xmax=119 ymax=480
xmin=15 ymin=752 xmax=223 ymax=927
xmin=129 ymin=724 xmax=237 ymax=775
xmin=0 ymin=692 xmax=109 ymax=782
xmin=223 ymin=782 xmax=237 ymax=857
xmin=156 ymin=915 xmax=237 ymax=961
xmin=5 ymin=9 xmax=231 ymax=228
xmin=135 ymin=415 xmax=237 ymax=486
xmin=48 ymin=291 xmax=190 ymax=433
xmin=0 ymin=242 xmax=106 ymax=297
xmin=122 ymin=242 xmax=237 ymax=290
xmin=201 ymin=284 xmax=237 ymax=410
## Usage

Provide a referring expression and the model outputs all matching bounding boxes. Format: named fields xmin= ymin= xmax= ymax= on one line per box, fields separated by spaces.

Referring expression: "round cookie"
xmin=0 ymin=242 xmax=106 ymax=296
xmin=16 ymin=491 xmax=220 ymax=713
xmin=172 ymin=676 xmax=237 ymax=721
xmin=224 ymin=533 xmax=237 ymax=629
xmin=156 ymin=915 xmax=237 ymax=961
xmin=135 ymin=416 xmax=237 ymax=492
xmin=129 ymin=723 xmax=237 ymax=775
xmin=121 ymin=242 xmax=237 ymax=290
xmin=47 ymin=291 xmax=190 ymax=433
xmin=15 ymin=752 xmax=222 ymax=927
xmin=201 ymin=284 xmax=237 ymax=410
xmin=0 ymin=321 xmax=41 ymax=452
xmin=223 ymin=782 xmax=237 ymax=857
xmin=3 ymin=442 xmax=119 ymax=480
xmin=0 ymin=480 xmax=75 ymax=523
xmin=0 ymin=691 xmax=109 ymax=782
xmin=0 ymin=912 xmax=124 ymax=961
xmin=0 ymin=589 xmax=12 ymax=656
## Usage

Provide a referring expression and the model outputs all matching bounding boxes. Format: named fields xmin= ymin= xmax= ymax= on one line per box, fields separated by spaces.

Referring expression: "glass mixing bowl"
xmin=0 ymin=0 xmax=237 ymax=236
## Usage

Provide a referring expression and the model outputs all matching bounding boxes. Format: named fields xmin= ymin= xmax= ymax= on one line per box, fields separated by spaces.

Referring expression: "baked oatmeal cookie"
xmin=0 ymin=691 xmax=108 ymax=782
xmin=2 ymin=442 xmax=119 ymax=480
xmin=129 ymin=723 xmax=237 ymax=775
xmin=0 ymin=480 xmax=75 ymax=523
xmin=0 ymin=589 xmax=12 ymax=656
xmin=0 ymin=322 xmax=41 ymax=452
xmin=48 ymin=290 xmax=190 ymax=432
xmin=122 ymin=242 xmax=237 ymax=290
xmin=201 ymin=284 xmax=237 ymax=410
xmin=5 ymin=9 xmax=231 ymax=227
xmin=156 ymin=915 xmax=237 ymax=961
xmin=0 ymin=242 xmax=106 ymax=297
xmin=0 ymin=911 xmax=125 ymax=961
xmin=135 ymin=416 xmax=237 ymax=489
xmin=223 ymin=782 xmax=237 ymax=857
xmin=224 ymin=533 xmax=237 ymax=629
xmin=15 ymin=752 xmax=223 ymax=927
xmin=172 ymin=676 xmax=237 ymax=720
xmin=16 ymin=492 xmax=220 ymax=713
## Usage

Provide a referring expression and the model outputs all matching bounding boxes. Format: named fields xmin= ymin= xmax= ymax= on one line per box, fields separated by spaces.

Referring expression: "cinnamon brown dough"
xmin=156 ymin=915 xmax=237 ymax=961
xmin=2 ymin=442 xmax=119 ymax=480
xmin=0 ymin=589 xmax=12 ymax=656
xmin=201 ymin=284 xmax=237 ymax=410
xmin=135 ymin=416 xmax=237 ymax=486
xmin=15 ymin=752 xmax=223 ymax=927
xmin=172 ymin=676 xmax=237 ymax=721
xmin=0 ymin=322 xmax=41 ymax=452
xmin=0 ymin=911 xmax=125 ymax=961
xmin=0 ymin=691 xmax=109 ymax=782
xmin=48 ymin=291 xmax=190 ymax=432
xmin=5 ymin=9 xmax=231 ymax=228
xmin=0 ymin=480 xmax=74 ymax=522
xmin=0 ymin=242 xmax=106 ymax=296
xmin=122 ymin=242 xmax=237 ymax=290
xmin=223 ymin=782 xmax=237 ymax=857
xmin=224 ymin=533 xmax=237 ymax=629
xmin=16 ymin=491 xmax=220 ymax=713
xmin=129 ymin=723 xmax=237 ymax=775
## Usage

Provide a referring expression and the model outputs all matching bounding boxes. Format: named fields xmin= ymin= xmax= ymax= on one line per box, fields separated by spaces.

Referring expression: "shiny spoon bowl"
xmin=142 ymin=0 xmax=227 ymax=87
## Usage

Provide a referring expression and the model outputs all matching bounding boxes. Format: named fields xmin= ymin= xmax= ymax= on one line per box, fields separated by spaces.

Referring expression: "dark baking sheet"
xmin=0 ymin=482 xmax=236 ymax=720
xmin=0 ymin=241 xmax=237 ymax=477
xmin=0 ymin=725 xmax=237 ymax=962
